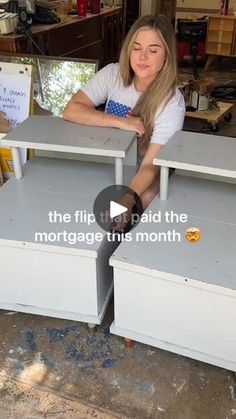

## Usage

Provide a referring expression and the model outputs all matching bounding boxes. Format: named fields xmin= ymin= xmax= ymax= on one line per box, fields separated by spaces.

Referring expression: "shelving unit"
xmin=205 ymin=14 xmax=236 ymax=70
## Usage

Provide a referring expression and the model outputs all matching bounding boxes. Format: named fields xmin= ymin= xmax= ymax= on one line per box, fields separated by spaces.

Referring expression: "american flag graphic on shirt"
xmin=106 ymin=100 xmax=132 ymax=117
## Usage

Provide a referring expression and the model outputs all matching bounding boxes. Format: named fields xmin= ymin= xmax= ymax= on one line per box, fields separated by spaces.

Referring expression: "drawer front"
xmin=0 ymin=38 xmax=18 ymax=53
xmin=208 ymin=17 xmax=235 ymax=32
xmin=207 ymin=30 xmax=233 ymax=44
xmin=206 ymin=42 xmax=231 ymax=56
xmin=48 ymin=18 xmax=102 ymax=56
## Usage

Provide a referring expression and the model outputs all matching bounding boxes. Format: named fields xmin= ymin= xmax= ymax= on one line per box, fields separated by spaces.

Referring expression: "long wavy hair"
xmin=119 ymin=15 xmax=177 ymax=154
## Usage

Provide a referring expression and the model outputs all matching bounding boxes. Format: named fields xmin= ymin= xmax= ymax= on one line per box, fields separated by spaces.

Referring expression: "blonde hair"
xmin=119 ymin=15 xmax=177 ymax=154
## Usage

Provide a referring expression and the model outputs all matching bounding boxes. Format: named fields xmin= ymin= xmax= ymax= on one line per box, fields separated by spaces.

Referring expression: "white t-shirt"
xmin=81 ymin=63 xmax=186 ymax=146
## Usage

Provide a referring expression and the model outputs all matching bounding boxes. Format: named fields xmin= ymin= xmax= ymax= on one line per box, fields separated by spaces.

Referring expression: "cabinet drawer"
xmin=207 ymin=30 xmax=233 ymax=44
xmin=208 ymin=17 xmax=235 ymax=32
xmin=49 ymin=18 xmax=102 ymax=56
xmin=206 ymin=42 xmax=231 ymax=56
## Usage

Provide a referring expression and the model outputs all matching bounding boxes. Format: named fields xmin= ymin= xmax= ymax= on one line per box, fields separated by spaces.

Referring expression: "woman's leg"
xmin=140 ymin=171 xmax=160 ymax=210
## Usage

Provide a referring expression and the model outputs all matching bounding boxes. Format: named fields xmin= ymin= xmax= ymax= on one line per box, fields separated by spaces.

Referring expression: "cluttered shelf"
xmin=0 ymin=6 xmax=123 ymax=65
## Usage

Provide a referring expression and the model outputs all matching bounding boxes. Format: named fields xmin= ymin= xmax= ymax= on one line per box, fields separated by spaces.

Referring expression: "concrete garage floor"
xmin=1 ymin=304 xmax=236 ymax=419
xmin=0 ymin=67 xmax=236 ymax=419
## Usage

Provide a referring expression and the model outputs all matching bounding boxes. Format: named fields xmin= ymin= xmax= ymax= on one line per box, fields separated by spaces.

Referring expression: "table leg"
xmin=115 ymin=157 xmax=123 ymax=185
xmin=160 ymin=166 xmax=169 ymax=200
xmin=12 ymin=147 xmax=23 ymax=179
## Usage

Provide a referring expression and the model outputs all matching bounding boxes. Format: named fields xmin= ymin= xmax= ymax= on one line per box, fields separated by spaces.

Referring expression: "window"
xmin=0 ymin=54 xmax=98 ymax=116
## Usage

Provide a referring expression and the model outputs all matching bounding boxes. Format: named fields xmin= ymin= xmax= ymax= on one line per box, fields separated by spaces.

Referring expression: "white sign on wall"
xmin=0 ymin=62 xmax=32 ymax=165
xmin=0 ymin=62 xmax=32 ymax=127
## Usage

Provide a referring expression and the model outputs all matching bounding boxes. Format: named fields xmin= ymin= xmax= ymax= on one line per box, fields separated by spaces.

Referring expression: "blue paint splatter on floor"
xmin=102 ymin=359 xmax=114 ymax=368
xmin=47 ymin=325 xmax=77 ymax=342
xmin=67 ymin=343 xmax=78 ymax=361
xmin=82 ymin=335 xmax=96 ymax=345
xmin=103 ymin=328 xmax=112 ymax=339
xmin=63 ymin=327 xmax=125 ymax=369
xmin=25 ymin=330 xmax=37 ymax=351
xmin=13 ymin=323 xmax=125 ymax=373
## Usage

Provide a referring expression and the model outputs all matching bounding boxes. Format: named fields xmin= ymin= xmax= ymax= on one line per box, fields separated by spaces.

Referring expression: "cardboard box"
xmin=0 ymin=133 xmax=14 ymax=179
xmin=0 ymin=147 xmax=14 ymax=179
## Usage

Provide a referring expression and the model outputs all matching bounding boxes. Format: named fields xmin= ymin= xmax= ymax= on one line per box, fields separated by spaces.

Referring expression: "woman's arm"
xmin=129 ymin=143 xmax=163 ymax=195
xmin=63 ymin=91 xmax=145 ymax=136
xmin=112 ymin=144 xmax=163 ymax=231
xmin=63 ymin=90 xmax=119 ymax=127
xmin=113 ymin=144 xmax=163 ymax=232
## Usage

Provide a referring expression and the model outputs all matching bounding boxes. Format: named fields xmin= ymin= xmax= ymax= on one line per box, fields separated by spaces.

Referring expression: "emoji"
xmin=185 ymin=227 xmax=201 ymax=243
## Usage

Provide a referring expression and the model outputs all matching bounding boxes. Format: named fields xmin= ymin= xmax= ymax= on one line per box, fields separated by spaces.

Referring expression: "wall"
xmin=229 ymin=0 xmax=236 ymax=14
xmin=176 ymin=0 xmax=219 ymax=20
xmin=140 ymin=0 xmax=156 ymax=16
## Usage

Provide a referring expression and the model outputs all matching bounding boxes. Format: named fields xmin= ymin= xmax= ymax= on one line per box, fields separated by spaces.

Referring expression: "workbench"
xmin=0 ymin=117 xmax=136 ymax=326
xmin=110 ymin=131 xmax=236 ymax=371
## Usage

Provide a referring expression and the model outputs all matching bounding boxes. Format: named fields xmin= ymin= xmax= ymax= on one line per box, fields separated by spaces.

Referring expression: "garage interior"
xmin=0 ymin=1 xmax=236 ymax=418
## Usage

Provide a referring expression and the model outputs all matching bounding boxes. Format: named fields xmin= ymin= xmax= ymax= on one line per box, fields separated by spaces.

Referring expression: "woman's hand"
xmin=118 ymin=116 xmax=145 ymax=137
xmin=111 ymin=193 xmax=135 ymax=233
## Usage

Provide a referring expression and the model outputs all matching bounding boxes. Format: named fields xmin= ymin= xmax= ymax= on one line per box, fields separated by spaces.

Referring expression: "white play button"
xmin=93 ymin=184 xmax=142 ymax=232
xmin=110 ymin=200 xmax=127 ymax=219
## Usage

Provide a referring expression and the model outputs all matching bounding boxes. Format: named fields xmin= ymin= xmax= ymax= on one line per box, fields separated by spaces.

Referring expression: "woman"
xmin=63 ymin=15 xmax=185 ymax=228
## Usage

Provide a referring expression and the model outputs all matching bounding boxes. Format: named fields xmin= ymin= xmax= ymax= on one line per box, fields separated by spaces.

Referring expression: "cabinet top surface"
xmin=0 ymin=157 xmax=117 ymax=254
xmin=1 ymin=116 xmax=136 ymax=158
xmin=0 ymin=6 xmax=122 ymax=39
xmin=154 ymin=130 xmax=236 ymax=178
xmin=111 ymin=174 xmax=236 ymax=290
xmin=208 ymin=14 xmax=236 ymax=19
